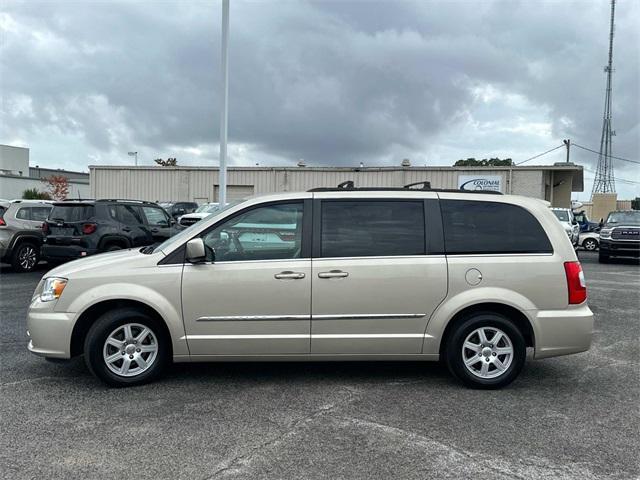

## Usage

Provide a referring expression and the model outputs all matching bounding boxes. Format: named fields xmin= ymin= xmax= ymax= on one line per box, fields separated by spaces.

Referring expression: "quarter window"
xmin=16 ymin=208 xmax=30 ymax=220
xmin=202 ymin=202 xmax=304 ymax=262
xmin=441 ymin=200 xmax=552 ymax=254
xmin=320 ymin=201 xmax=425 ymax=258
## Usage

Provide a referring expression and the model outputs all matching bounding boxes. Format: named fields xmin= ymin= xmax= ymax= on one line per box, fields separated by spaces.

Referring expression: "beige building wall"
xmin=90 ymin=165 xmax=583 ymax=207
xmin=591 ymin=193 xmax=618 ymax=222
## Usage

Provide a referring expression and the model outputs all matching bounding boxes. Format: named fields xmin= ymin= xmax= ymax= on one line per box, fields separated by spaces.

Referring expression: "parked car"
xmin=178 ymin=202 xmax=222 ymax=227
xmin=27 ymin=187 xmax=592 ymax=389
xmin=579 ymin=231 xmax=599 ymax=251
xmin=598 ymin=210 xmax=640 ymax=263
xmin=41 ymin=199 xmax=178 ymax=263
xmin=0 ymin=200 xmax=53 ymax=272
xmin=551 ymin=208 xmax=580 ymax=246
xmin=159 ymin=202 xmax=198 ymax=220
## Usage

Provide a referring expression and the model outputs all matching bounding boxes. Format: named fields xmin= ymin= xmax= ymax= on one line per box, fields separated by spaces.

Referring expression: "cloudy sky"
xmin=1 ymin=0 xmax=639 ymax=199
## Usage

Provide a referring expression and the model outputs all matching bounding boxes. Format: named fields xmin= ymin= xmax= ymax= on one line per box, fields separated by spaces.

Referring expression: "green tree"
xmin=22 ymin=188 xmax=52 ymax=200
xmin=154 ymin=157 xmax=178 ymax=166
xmin=631 ymin=197 xmax=640 ymax=210
xmin=454 ymin=157 xmax=513 ymax=167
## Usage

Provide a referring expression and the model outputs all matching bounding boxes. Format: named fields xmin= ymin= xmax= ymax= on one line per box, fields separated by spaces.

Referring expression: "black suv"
xmin=42 ymin=200 xmax=178 ymax=263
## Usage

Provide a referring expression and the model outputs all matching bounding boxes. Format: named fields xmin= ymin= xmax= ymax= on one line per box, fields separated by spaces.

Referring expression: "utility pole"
xmin=218 ymin=0 xmax=229 ymax=206
xmin=563 ymin=139 xmax=570 ymax=163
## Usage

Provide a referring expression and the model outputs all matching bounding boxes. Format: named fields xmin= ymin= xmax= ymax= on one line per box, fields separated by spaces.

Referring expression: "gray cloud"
xmin=1 ymin=0 xmax=638 ymax=196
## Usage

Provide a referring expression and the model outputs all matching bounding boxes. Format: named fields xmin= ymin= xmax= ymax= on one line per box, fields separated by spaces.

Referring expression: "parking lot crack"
xmin=205 ymin=386 xmax=361 ymax=479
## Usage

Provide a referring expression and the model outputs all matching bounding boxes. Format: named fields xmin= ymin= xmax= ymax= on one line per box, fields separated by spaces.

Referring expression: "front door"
xmin=181 ymin=199 xmax=312 ymax=356
xmin=311 ymin=197 xmax=448 ymax=354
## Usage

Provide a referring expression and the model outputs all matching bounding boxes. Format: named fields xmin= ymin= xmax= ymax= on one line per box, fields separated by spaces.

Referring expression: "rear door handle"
xmin=151 ymin=228 xmax=159 ymax=233
xmin=318 ymin=270 xmax=349 ymax=279
xmin=122 ymin=227 xmax=131 ymax=232
xmin=274 ymin=271 xmax=306 ymax=280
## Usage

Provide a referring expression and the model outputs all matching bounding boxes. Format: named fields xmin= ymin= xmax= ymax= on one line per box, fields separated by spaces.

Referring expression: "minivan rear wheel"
xmin=445 ymin=313 xmax=526 ymax=389
xmin=84 ymin=308 xmax=169 ymax=387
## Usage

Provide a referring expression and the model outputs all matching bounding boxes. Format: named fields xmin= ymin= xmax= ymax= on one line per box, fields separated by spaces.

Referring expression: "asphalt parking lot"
xmin=0 ymin=251 xmax=638 ymax=480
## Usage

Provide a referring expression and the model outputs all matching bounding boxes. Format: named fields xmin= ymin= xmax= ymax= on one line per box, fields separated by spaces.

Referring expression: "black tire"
xmin=445 ymin=313 xmax=526 ymax=389
xmin=583 ymin=238 xmax=598 ymax=251
xmin=84 ymin=308 xmax=169 ymax=387
xmin=598 ymin=252 xmax=610 ymax=263
xmin=11 ymin=241 xmax=40 ymax=272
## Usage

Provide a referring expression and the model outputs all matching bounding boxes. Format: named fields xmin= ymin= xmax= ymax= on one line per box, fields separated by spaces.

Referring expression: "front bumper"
xmin=599 ymin=239 xmax=640 ymax=258
xmin=533 ymin=304 xmax=594 ymax=359
xmin=26 ymin=299 xmax=75 ymax=359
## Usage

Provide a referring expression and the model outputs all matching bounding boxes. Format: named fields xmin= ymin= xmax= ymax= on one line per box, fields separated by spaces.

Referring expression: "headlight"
xmin=40 ymin=277 xmax=67 ymax=302
xmin=599 ymin=228 xmax=612 ymax=239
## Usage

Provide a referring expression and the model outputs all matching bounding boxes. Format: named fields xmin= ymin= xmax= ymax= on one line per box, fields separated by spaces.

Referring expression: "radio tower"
xmin=591 ymin=0 xmax=616 ymax=196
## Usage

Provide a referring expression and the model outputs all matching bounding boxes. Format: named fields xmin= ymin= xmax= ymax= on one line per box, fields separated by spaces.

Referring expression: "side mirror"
xmin=186 ymin=238 xmax=206 ymax=263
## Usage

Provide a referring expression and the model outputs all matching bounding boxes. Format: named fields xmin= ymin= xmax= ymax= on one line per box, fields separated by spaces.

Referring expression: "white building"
xmin=0 ymin=145 xmax=90 ymax=200
xmin=90 ymin=163 xmax=584 ymax=208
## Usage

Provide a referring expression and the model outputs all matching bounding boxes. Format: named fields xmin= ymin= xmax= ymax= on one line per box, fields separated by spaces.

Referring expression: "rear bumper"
xmin=42 ymin=244 xmax=97 ymax=261
xmin=532 ymin=304 xmax=594 ymax=359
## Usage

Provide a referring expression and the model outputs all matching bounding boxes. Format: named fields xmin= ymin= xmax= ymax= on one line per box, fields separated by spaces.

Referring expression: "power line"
xmin=572 ymin=143 xmax=640 ymax=165
xmin=583 ymin=168 xmax=640 ymax=185
xmin=515 ymin=144 xmax=564 ymax=165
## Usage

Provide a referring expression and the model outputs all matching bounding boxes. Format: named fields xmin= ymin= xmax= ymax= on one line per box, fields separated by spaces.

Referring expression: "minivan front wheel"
xmin=84 ymin=308 xmax=169 ymax=387
xmin=445 ymin=313 xmax=525 ymax=389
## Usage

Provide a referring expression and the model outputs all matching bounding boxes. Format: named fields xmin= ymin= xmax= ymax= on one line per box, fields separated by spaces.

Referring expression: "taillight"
xmin=82 ymin=223 xmax=97 ymax=235
xmin=42 ymin=222 xmax=49 ymax=234
xmin=564 ymin=261 xmax=587 ymax=304
xmin=0 ymin=218 xmax=5 ymax=226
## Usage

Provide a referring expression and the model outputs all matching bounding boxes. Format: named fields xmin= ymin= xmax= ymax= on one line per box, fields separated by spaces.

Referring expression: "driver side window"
xmin=201 ymin=202 xmax=303 ymax=262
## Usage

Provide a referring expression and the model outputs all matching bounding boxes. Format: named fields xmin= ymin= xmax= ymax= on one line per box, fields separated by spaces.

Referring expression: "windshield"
xmin=195 ymin=203 xmax=221 ymax=213
xmin=606 ymin=211 xmax=640 ymax=225
xmin=152 ymin=201 xmax=241 ymax=254
xmin=552 ymin=210 xmax=570 ymax=222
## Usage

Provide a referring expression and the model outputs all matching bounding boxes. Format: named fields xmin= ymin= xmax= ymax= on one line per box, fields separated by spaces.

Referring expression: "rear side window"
xmin=142 ymin=206 xmax=170 ymax=226
xmin=116 ymin=205 xmax=144 ymax=225
xmin=50 ymin=205 xmax=94 ymax=222
xmin=441 ymin=200 xmax=552 ymax=254
xmin=321 ymin=201 xmax=425 ymax=258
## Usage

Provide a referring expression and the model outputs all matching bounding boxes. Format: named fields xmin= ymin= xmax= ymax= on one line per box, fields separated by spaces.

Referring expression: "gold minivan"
xmin=27 ymin=186 xmax=593 ymax=388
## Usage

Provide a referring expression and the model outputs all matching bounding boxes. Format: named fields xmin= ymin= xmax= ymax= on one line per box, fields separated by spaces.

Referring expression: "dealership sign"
xmin=458 ymin=175 xmax=502 ymax=192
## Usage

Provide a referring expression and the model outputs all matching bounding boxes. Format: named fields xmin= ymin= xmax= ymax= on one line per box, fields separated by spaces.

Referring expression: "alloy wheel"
xmin=103 ymin=323 xmax=159 ymax=377
xmin=19 ymin=245 xmax=37 ymax=270
xmin=461 ymin=327 xmax=514 ymax=379
xmin=584 ymin=239 xmax=597 ymax=251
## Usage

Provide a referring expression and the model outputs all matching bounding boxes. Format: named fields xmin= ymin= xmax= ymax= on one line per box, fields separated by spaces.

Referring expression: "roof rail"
xmin=308 ymin=181 xmax=503 ymax=195
xmin=404 ymin=181 xmax=431 ymax=190
xmin=94 ymin=199 xmax=157 ymax=204
xmin=59 ymin=198 xmax=96 ymax=202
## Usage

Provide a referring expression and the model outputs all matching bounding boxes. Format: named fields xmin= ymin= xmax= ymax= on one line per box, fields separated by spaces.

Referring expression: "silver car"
xmin=27 ymin=187 xmax=593 ymax=389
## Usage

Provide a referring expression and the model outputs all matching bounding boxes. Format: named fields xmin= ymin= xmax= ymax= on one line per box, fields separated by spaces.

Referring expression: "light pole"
xmin=128 ymin=151 xmax=138 ymax=166
xmin=218 ymin=0 xmax=229 ymax=206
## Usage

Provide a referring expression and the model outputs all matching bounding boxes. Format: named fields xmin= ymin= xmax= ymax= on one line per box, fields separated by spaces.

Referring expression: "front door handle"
xmin=318 ymin=270 xmax=349 ymax=279
xmin=274 ymin=271 xmax=306 ymax=280
xmin=122 ymin=227 xmax=131 ymax=232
